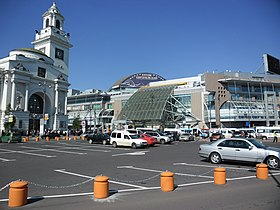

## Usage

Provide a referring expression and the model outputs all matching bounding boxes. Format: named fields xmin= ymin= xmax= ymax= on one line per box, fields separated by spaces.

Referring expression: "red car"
xmin=140 ymin=133 xmax=158 ymax=146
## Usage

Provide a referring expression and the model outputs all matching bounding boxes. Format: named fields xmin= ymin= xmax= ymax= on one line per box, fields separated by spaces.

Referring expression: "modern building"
xmin=0 ymin=3 xmax=72 ymax=134
xmin=67 ymin=72 xmax=165 ymax=131
xmin=117 ymin=60 xmax=280 ymax=129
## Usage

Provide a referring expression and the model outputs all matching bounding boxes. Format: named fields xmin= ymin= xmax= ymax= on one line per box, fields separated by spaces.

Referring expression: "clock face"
xmin=55 ymin=48 xmax=64 ymax=60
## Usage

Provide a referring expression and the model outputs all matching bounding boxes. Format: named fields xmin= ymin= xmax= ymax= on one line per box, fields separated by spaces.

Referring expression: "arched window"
xmin=55 ymin=20 xmax=60 ymax=29
xmin=45 ymin=18 xmax=49 ymax=27
xmin=28 ymin=94 xmax=43 ymax=114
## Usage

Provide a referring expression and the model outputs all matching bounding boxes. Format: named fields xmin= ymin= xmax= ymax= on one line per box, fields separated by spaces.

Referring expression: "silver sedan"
xmin=199 ymin=138 xmax=280 ymax=169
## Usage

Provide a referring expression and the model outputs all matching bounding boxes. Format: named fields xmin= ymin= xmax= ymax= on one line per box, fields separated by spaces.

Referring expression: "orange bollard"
xmin=8 ymin=181 xmax=28 ymax=207
xmin=256 ymin=164 xmax=268 ymax=180
xmin=46 ymin=136 xmax=50 ymax=141
xmin=65 ymin=136 xmax=69 ymax=141
xmin=94 ymin=176 xmax=109 ymax=199
xmin=81 ymin=136 xmax=85 ymax=140
xmin=161 ymin=171 xmax=174 ymax=192
xmin=214 ymin=167 xmax=226 ymax=185
xmin=35 ymin=136 xmax=39 ymax=142
xmin=73 ymin=136 xmax=77 ymax=141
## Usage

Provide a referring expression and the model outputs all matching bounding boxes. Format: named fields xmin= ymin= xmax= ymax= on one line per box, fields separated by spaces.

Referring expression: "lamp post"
xmin=38 ymin=81 xmax=52 ymax=133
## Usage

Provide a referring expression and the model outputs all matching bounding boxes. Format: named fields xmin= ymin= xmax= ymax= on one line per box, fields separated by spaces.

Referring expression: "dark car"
xmin=41 ymin=131 xmax=60 ymax=139
xmin=87 ymin=133 xmax=110 ymax=145
xmin=231 ymin=131 xmax=246 ymax=138
xmin=209 ymin=132 xmax=224 ymax=142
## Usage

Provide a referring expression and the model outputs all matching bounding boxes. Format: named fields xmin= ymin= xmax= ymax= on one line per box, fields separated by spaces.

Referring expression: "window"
xmin=55 ymin=48 xmax=64 ymax=60
xmin=117 ymin=133 xmax=121 ymax=138
xmin=235 ymin=140 xmax=249 ymax=149
xmin=56 ymin=20 xmax=60 ymax=29
xmin=46 ymin=19 xmax=49 ymax=27
xmin=218 ymin=140 xmax=235 ymax=148
xmin=111 ymin=133 xmax=116 ymax=138
xmin=38 ymin=67 xmax=46 ymax=78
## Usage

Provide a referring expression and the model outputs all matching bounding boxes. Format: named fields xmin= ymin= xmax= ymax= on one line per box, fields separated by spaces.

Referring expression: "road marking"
xmin=117 ymin=165 xmax=213 ymax=179
xmin=0 ymin=148 xmax=56 ymax=158
xmin=43 ymin=145 xmax=111 ymax=153
xmin=174 ymin=163 xmax=252 ymax=171
xmin=0 ymin=170 xmax=279 ymax=202
xmin=0 ymin=157 xmax=16 ymax=162
xmin=112 ymin=151 xmax=149 ymax=156
xmin=20 ymin=146 xmax=86 ymax=155
xmin=54 ymin=169 xmax=147 ymax=189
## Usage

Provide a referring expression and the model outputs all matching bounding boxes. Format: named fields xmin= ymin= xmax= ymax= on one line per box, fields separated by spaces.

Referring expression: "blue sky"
xmin=1 ymin=0 xmax=280 ymax=91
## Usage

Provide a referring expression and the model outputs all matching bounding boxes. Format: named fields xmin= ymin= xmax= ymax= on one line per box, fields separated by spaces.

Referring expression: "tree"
xmin=4 ymin=104 xmax=16 ymax=132
xmin=72 ymin=117 xmax=81 ymax=135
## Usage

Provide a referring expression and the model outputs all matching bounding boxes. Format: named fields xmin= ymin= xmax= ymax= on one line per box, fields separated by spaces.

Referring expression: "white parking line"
xmin=112 ymin=151 xmax=149 ymax=156
xmin=117 ymin=166 xmax=213 ymax=179
xmin=54 ymin=169 xmax=148 ymax=189
xmin=42 ymin=145 xmax=111 ymax=153
xmin=174 ymin=163 xmax=252 ymax=171
xmin=0 ymin=157 xmax=16 ymax=162
xmin=0 ymin=148 xmax=56 ymax=158
xmin=20 ymin=146 xmax=87 ymax=155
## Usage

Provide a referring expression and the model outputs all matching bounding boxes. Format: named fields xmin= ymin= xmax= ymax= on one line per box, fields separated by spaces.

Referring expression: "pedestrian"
xmin=273 ymin=131 xmax=278 ymax=143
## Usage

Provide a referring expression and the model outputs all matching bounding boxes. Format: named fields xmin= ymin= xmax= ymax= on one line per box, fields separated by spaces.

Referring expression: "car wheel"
xmin=112 ymin=142 xmax=117 ymax=148
xmin=131 ymin=143 xmax=137 ymax=149
xmin=210 ymin=152 xmax=221 ymax=164
xmin=262 ymin=136 xmax=267 ymax=140
xmin=89 ymin=139 xmax=93 ymax=144
xmin=102 ymin=140 xmax=107 ymax=145
xmin=160 ymin=139 xmax=165 ymax=144
xmin=8 ymin=140 xmax=11 ymax=143
xmin=265 ymin=156 xmax=279 ymax=169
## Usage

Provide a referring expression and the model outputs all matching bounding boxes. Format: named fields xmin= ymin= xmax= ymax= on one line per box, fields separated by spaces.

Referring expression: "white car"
xmin=199 ymin=138 xmax=280 ymax=169
xmin=110 ymin=130 xmax=148 ymax=149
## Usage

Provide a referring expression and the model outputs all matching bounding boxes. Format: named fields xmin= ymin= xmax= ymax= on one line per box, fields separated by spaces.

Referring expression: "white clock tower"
xmin=32 ymin=2 xmax=72 ymax=75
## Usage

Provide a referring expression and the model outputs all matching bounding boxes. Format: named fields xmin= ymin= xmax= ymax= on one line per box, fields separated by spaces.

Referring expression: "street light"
xmin=38 ymin=81 xmax=52 ymax=132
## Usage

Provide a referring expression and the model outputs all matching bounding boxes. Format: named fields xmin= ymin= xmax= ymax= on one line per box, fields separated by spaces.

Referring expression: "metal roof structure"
xmin=117 ymin=85 xmax=200 ymax=126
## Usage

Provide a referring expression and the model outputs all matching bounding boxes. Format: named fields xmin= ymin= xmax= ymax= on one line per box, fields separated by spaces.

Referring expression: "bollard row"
xmin=7 ymin=164 xmax=269 ymax=207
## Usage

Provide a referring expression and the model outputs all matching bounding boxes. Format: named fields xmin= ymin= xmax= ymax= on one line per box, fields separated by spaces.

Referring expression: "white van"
xmin=110 ymin=130 xmax=148 ymax=148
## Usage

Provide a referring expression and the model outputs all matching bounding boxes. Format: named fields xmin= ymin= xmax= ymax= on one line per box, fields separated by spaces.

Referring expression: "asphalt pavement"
xmin=0 ymin=137 xmax=279 ymax=210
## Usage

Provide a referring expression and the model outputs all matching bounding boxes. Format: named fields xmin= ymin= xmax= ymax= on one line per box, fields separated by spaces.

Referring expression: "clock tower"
xmin=32 ymin=2 xmax=72 ymax=75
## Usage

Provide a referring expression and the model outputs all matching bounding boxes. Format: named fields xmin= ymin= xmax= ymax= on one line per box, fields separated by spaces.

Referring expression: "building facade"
xmin=0 ymin=3 xmax=72 ymax=134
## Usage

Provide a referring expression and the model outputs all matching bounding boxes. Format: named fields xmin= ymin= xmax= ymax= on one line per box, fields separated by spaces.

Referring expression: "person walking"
xmin=273 ymin=131 xmax=278 ymax=143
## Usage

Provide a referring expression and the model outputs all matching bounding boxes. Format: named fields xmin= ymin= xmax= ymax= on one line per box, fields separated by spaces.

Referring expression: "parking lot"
xmin=0 ymin=137 xmax=280 ymax=210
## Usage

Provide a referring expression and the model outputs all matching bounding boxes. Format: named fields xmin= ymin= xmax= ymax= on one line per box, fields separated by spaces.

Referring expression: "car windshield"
xmin=158 ymin=132 xmax=165 ymax=136
xmin=248 ymin=139 xmax=266 ymax=149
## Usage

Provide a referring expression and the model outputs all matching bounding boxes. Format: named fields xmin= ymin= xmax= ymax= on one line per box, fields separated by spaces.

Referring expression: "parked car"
xmin=0 ymin=131 xmax=22 ymax=143
xmin=87 ymin=133 xmax=110 ymax=145
xmin=209 ymin=132 xmax=224 ymax=142
xmin=179 ymin=133 xmax=195 ymax=141
xmin=110 ymin=130 xmax=148 ymax=148
xmin=199 ymin=138 xmax=280 ymax=169
xmin=144 ymin=131 xmax=172 ymax=144
xmin=41 ymin=131 xmax=60 ymax=139
xmin=139 ymin=133 xmax=158 ymax=146
xmin=231 ymin=131 xmax=246 ymax=138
